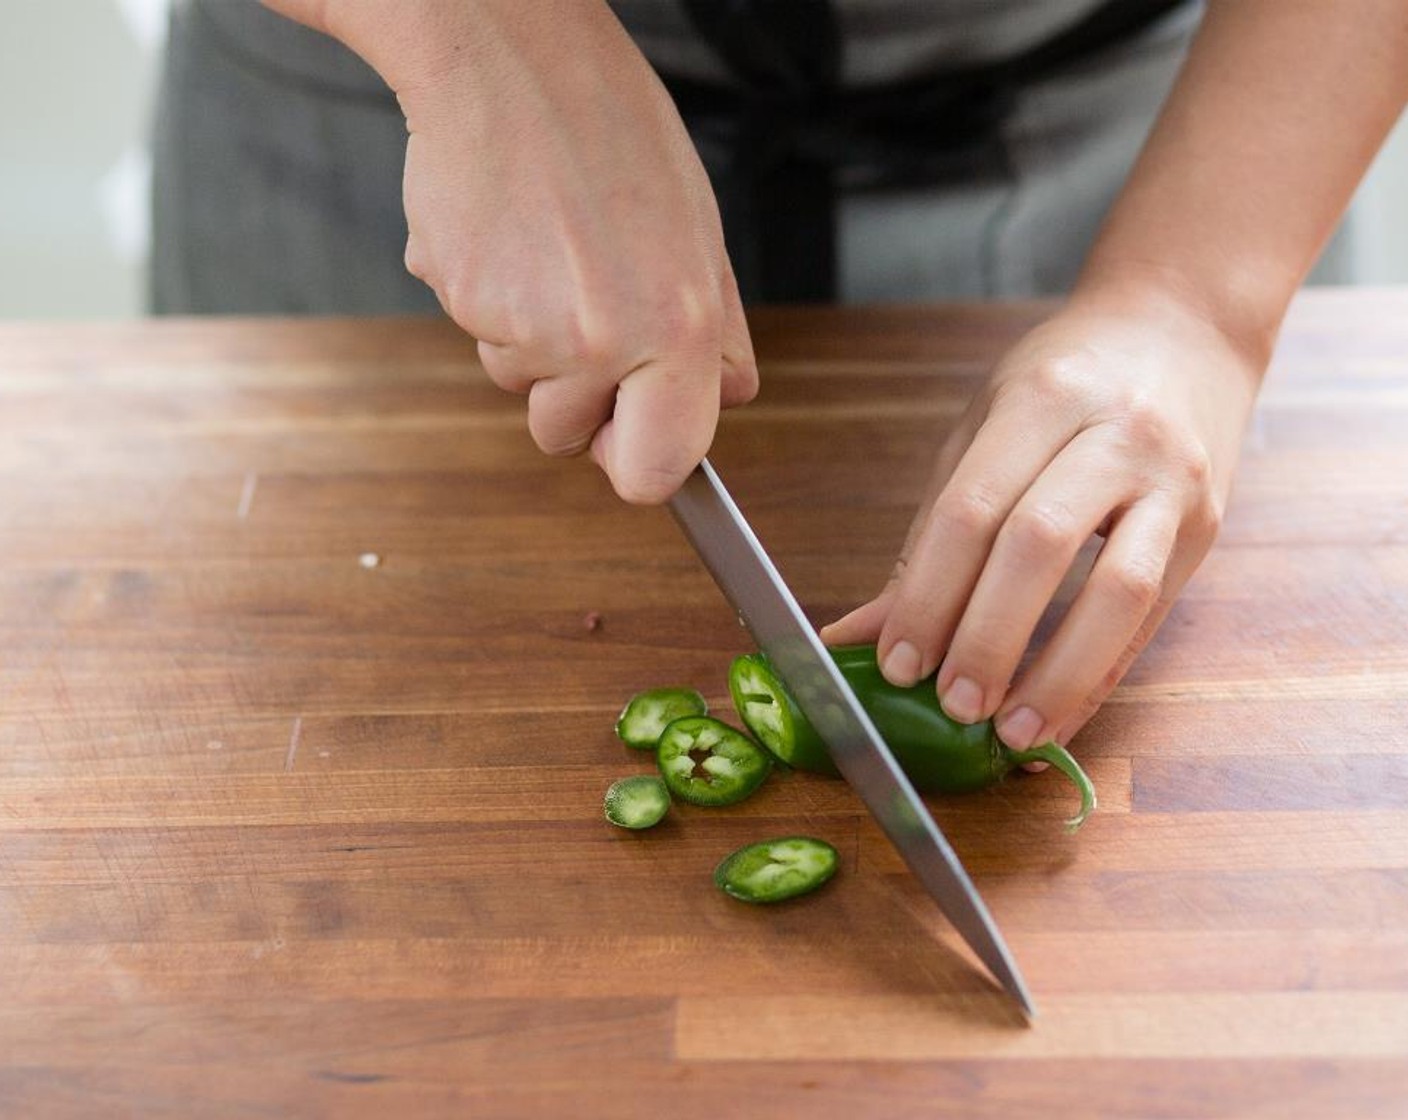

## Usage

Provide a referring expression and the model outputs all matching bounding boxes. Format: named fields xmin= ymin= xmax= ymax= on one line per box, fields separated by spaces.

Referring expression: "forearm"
xmin=259 ymin=0 xmax=474 ymax=89
xmin=259 ymin=0 xmax=618 ymax=100
xmin=1076 ymin=0 xmax=1408 ymax=364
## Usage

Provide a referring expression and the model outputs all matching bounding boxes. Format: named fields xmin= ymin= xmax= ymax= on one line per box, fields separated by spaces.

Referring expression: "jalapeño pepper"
xmin=730 ymin=651 xmax=842 ymax=778
xmin=729 ymin=644 xmax=1096 ymax=829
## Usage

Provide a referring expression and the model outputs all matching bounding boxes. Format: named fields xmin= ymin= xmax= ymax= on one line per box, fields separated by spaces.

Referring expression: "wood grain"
xmin=676 ymin=992 xmax=1408 ymax=1059
xmin=1 ymin=290 xmax=1406 ymax=1118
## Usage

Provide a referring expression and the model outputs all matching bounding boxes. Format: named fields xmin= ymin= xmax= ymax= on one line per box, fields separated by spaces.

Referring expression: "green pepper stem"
xmin=1007 ymin=742 xmax=1097 ymax=831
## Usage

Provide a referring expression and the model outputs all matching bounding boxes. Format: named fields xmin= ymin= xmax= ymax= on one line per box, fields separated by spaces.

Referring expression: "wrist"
xmin=1069 ymin=255 xmax=1283 ymax=380
xmin=266 ymin=0 xmax=552 ymax=97
xmin=312 ymin=0 xmax=481 ymax=95
xmin=298 ymin=0 xmax=633 ymax=133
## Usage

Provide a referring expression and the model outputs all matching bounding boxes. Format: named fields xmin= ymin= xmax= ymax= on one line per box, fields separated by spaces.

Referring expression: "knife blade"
xmin=668 ymin=458 xmax=1035 ymax=1019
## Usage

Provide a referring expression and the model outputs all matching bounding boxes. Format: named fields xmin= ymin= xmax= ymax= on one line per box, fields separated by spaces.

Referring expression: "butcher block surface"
xmin=1 ymin=291 xmax=1406 ymax=1118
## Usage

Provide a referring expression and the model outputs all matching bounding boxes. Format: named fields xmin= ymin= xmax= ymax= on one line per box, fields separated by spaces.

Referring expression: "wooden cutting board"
xmin=1 ymin=292 xmax=1406 ymax=1118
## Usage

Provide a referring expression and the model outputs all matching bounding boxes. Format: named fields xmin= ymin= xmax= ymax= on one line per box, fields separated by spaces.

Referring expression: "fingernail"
xmin=882 ymin=641 xmax=922 ymax=686
xmin=941 ymin=676 xmax=984 ymax=724
xmin=997 ymin=706 xmax=1043 ymax=750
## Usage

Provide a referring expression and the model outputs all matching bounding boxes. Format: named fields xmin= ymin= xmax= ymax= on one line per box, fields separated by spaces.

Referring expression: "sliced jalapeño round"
xmin=615 ymin=687 xmax=708 ymax=750
xmin=603 ymin=775 xmax=671 ymax=830
xmin=655 ymin=715 xmax=771 ymax=807
xmin=714 ymin=836 xmax=839 ymax=903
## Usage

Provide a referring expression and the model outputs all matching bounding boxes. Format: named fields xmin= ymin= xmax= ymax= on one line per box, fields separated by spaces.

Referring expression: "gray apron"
xmin=150 ymin=0 xmax=1218 ymax=313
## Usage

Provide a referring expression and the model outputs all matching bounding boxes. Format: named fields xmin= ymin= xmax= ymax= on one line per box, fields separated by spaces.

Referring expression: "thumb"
xmin=590 ymin=354 xmax=720 ymax=505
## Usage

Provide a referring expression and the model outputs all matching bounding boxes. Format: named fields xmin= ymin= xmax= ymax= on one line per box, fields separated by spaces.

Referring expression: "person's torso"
xmin=609 ymin=0 xmax=1112 ymax=86
xmin=190 ymin=0 xmax=1174 ymax=96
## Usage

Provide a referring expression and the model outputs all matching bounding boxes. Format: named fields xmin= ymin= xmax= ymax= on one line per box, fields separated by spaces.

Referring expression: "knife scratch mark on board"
xmin=236 ymin=472 xmax=258 ymax=519
xmin=284 ymin=716 xmax=303 ymax=773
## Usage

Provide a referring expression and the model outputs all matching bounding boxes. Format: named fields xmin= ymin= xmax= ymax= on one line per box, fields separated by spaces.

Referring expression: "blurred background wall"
xmin=2 ymin=0 xmax=165 ymax=318
xmin=3 ymin=0 xmax=1407 ymax=320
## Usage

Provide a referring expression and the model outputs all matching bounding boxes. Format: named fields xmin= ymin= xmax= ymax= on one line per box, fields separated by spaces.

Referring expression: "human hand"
xmin=390 ymin=1 xmax=757 ymax=502
xmin=820 ymin=285 xmax=1264 ymax=750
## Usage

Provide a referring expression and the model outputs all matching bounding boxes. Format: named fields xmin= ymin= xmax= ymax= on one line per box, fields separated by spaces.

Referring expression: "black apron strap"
xmin=668 ymin=0 xmax=1192 ymax=305
xmin=680 ymin=0 xmax=841 ymax=304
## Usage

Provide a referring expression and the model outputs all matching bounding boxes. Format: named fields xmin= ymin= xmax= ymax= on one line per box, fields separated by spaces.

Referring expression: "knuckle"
xmin=1184 ymin=492 xmax=1224 ymax=550
xmin=557 ymin=304 xmax=618 ymax=372
xmin=476 ymin=345 xmax=525 ymax=394
xmin=1111 ymin=403 xmax=1218 ymax=496
xmin=1003 ymin=499 xmax=1080 ymax=556
xmin=1178 ymin=444 xmax=1215 ymax=489
xmin=726 ymin=358 xmax=761 ymax=405
xmin=557 ymin=285 xmax=716 ymax=376
xmin=437 ymin=268 xmax=483 ymax=334
xmin=1097 ymin=554 xmax=1165 ymax=613
xmin=1116 ymin=394 xmax=1167 ymax=443
xmin=947 ymin=615 xmax=1027 ymax=682
xmin=953 ymin=633 xmax=1012 ymax=678
xmin=932 ymin=486 xmax=1003 ymax=539
xmin=1201 ymin=493 xmax=1225 ymax=536
xmin=1024 ymin=353 xmax=1091 ymax=405
xmin=1107 ymin=400 xmax=1186 ymax=468
xmin=403 ymin=238 xmax=428 ymax=282
xmin=1113 ymin=399 xmax=1198 ymax=466
xmin=654 ymin=282 xmax=720 ymax=353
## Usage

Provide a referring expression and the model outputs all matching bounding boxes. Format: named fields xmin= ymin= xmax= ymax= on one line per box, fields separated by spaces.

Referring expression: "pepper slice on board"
xmin=714 ymin=836 xmax=839 ymax=903
xmin=603 ymin=775 xmax=671 ymax=830
xmin=615 ymin=686 xmax=708 ymax=750
xmin=728 ymin=645 xmax=1096 ymax=830
xmin=655 ymin=715 xmax=772 ymax=806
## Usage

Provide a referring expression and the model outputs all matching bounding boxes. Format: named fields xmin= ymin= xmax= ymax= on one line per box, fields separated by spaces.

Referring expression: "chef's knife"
xmin=669 ymin=458 xmax=1035 ymax=1019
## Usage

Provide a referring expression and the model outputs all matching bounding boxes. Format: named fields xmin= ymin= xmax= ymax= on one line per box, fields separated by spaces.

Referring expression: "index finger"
xmin=875 ymin=394 xmax=1079 ymax=686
